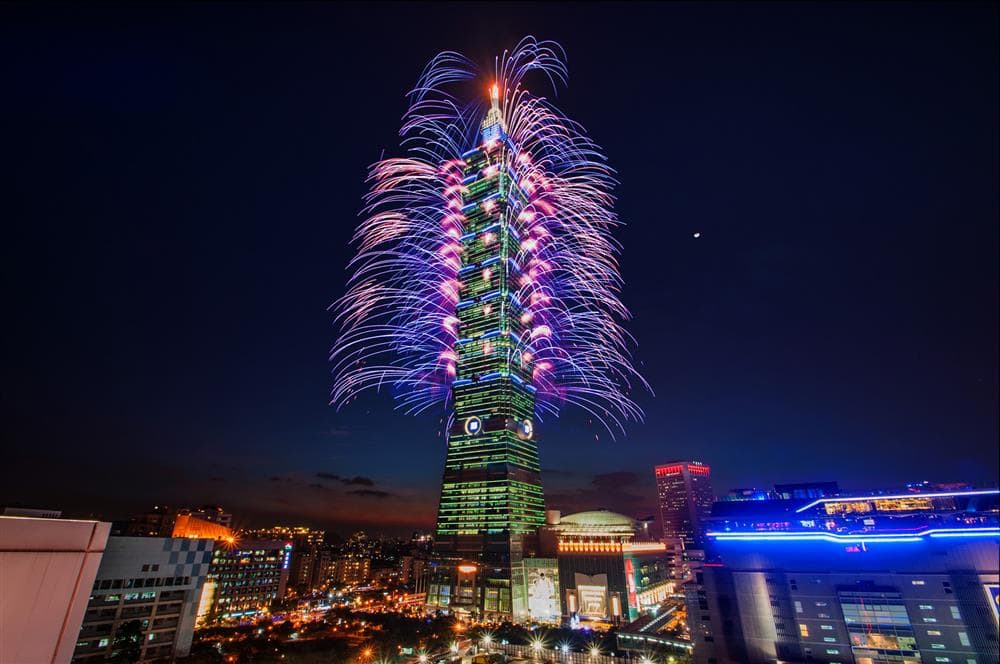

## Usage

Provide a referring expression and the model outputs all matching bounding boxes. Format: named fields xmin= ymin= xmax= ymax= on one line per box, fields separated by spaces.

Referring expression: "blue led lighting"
xmin=462 ymin=174 xmax=477 ymax=184
xmin=460 ymin=147 xmax=480 ymax=159
xmin=708 ymin=527 xmax=1000 ymax=544
xmin=452 ymin=378 xmax=472 ymax=387
xmin=795 ymin=489 xmax=999 ymax=513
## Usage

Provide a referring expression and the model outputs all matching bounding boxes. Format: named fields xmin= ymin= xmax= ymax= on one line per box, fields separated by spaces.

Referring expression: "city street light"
xmin=590 ymin=647 xmax=601 ymax=658
xmin=419 ymin=655 xmax=427 ymax=663
xmin=560 ymin=644 xmax=569 ymax=655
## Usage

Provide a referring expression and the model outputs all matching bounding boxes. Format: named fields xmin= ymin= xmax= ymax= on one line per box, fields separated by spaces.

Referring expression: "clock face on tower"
xmin=518 ymin=418 xmax=534 ymax=440
xmin=464 ymin=416 xmax=483 ymax=436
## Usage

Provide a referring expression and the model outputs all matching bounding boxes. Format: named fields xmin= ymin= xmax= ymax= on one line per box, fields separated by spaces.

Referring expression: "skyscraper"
xmin=331 ymin=38 xmax=646 ymax=620
xmin=655 ymin=461 xmax=714 ymax=570
xmin=429 ymin=86 xmax=546 ymax=618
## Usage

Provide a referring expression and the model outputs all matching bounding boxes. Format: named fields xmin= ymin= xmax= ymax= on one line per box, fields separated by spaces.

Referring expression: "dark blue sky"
xmin=3 ymin=2 xmax=997 ymax=535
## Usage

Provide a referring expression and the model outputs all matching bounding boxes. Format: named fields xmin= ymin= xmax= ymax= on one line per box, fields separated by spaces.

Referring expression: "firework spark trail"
xmin=330 ymin=36 xmax=650 ymax=435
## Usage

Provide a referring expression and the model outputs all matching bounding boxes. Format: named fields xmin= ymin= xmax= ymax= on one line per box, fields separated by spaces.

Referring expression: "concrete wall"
xmin=0 ymin=516 xmax=110 ymax=663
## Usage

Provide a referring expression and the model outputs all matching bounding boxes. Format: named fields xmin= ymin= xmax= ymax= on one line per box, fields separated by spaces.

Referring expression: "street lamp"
xmin=419 ymin=655 xmax=428 ymax=663
xmin=590 ymin=647 xmax=601 ymax=658
xmin=560 ymin=644 xmax=569 ymax=655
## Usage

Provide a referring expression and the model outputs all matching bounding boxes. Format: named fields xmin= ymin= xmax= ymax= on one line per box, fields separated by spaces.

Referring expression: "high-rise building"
xmin=655 ymin=461 xmax=714 ymax=555
xmin=0 ymin=516 xmax=109 ymax=664
xmin=430 ymin=86 xmax=546 ymax=619
xmin=201 ymin=539 xmax=291 ymax=624
xmin=687 ymin=488 xmax=1000 ymax=664
xmin=72 ymin=536 xmax=213 ymax=662
xmin=239 ymin=527 xmax=327 ymax=596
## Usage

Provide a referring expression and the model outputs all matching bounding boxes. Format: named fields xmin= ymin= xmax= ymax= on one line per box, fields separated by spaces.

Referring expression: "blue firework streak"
xmin=330 ymin=37 xmax=649 ymax=436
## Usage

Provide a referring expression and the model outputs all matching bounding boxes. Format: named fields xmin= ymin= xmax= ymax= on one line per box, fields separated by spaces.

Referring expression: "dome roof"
xmin=557 ymin=510 xmax=635 ymax=532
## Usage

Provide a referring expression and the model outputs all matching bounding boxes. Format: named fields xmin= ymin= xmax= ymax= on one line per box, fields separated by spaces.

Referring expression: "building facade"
xmin=655 ymin=461 xmax=714 ymax=579
xmin=0 ymin=516 xmax=109 ymax=664
xmin=687 ymin=489 xmax=1000 ymax=664
xmin=72 ymin=536 xmax=213 ymax=662
xmin=202 ymin=539 xmax=291 ymax=623
xmin=430 ymin=85 xmax=546 ymax=620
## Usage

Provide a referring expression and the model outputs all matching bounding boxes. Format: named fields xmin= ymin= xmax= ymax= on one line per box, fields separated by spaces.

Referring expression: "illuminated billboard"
xmin=527 ymin=564 xmax=560 ymax=621
xmin=575 ymin=572 xmax=609 ymax=619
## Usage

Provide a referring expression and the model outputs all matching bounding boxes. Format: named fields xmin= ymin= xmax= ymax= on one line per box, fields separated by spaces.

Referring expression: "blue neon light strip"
xmin=460 ymin=147 xmax=480 ymax=159
xmin=708 ymin=527 xmax=1000 ymax=544
xmin=795 ymin=489 xmax=999 ymax=513
xmin=452 ymin=378 xmax=472 ymax=387
xmin=462 ymin=174 xmax=477 ymax=184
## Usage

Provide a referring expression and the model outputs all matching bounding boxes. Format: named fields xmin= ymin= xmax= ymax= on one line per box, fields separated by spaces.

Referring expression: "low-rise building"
xmin=687 ymin=488 xmax=1000 ymax=663
xmin=72 ymin=536 xmax=213 ymax=662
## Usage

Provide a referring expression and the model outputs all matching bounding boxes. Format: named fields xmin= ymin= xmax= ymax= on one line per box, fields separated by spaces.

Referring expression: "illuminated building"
xmin=124 ymin=505 xmax=232 ymax=538
xmin=655 ymin=461 xmax=714 ymax=577
xmin=203 ymin=539 xmax=291 ymax=623
xmin=72 ymin=536 xmax=213 ymax=662
xmin=0 ymin=516 xmax=108 ymax=664
xmin=687 ymin=488 xmax=1000 ymax=663
xmin=171 ymin=514 xmax=233 ymax=541
xmin=330 ymin=556 xmax=371 ymax=586
xmin=538 ymin=510 xmax=671 ymax=624
xmin=774 ymin=481 xmax=840 ymax=500
xmin=331 ymin=40 xmax=646 ymax=622
xmin=239 ymin=527 xmax=327 ymax=595
xmin=429 ymin=83 xmax=545 ymax=621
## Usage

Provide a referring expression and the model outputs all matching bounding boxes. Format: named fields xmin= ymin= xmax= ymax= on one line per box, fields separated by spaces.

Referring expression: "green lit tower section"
xmin=432 ymin=86 xmax=545 ymax=618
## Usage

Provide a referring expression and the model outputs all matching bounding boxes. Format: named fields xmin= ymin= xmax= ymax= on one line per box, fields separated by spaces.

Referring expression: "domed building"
xmin=524 ymin=509 xmax=671 ymax=625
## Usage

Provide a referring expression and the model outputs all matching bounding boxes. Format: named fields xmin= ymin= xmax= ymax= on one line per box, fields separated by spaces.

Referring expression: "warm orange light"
xmin=491 ymin=83 xmax=499 ymax=100
xmin=458 ymin=564 xmax=477 ymax=573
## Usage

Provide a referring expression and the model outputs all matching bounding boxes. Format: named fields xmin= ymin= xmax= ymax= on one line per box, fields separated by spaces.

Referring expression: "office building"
xmin=0 ymin=516 xmax=109 ymax=664
xmin=240 ymin=527 xmax=326 ymax=595
xmin=72 ymin=536 xmax=213 ymax=662
xmin=202 ymin=539 xmax=291 ymax=623
xmin=656 ymin=461 xmax=714 ymax=578
xmin=686 ymin=488 xmax=1000 ymax=663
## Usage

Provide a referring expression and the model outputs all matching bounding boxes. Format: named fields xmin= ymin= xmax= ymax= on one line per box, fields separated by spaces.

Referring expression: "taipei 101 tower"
xmin=429 ymin=85 xmax=546 ymax=618
xmin=330 ymin=39 xmax=646 ymax=621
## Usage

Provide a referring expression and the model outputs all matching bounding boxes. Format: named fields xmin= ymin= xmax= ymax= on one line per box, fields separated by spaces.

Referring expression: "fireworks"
xmin=330 ymin=37 xmax=648 ymax=435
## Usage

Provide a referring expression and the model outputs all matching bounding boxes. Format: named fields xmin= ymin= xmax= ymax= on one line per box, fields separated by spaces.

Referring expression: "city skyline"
xmin=3 ymin=2 xmax=998 ymax=535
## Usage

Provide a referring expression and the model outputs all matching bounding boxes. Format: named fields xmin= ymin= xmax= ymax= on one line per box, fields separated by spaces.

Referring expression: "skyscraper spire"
xmin=481 ymin=83 xmax=505 ymax=141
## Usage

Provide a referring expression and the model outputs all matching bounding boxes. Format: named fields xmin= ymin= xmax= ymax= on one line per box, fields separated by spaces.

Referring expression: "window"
xmin=959 ymin=632 xmax=970 ymax=647
xmin=151 ymin=564 xmax=159 ymax=571
xmin=950 ymin=606 xmax=962 ymax=620
xmin=912 ymin=580 xmax=926 ymax=585
xmin=934 ymin=659 xmax=950 ymax=663
xmin=816 ymin=602 xmax=828 ymax=607
xmin=799 ymin=624 xmax=810 ymax=637
xmin=824 ymin=637 xmax=836 ymax=643
xmin=795 ymin=601 xmax=803 ymax=613
xmin=933 ymin=644 xmax=946 ymax=649
xmin=141 ymin=565 xmax=149 ymax=572
xmin=821 ymin=624 xmax=834 ymax=630
xmin=826 ymin=649 xmax=839 ymax=655
xmin=928 ymin=630 xmax=942 ymax=635
xmin=98 ymin=638 xmax=109 ymax=647
xmin=924 ymin=618 xmax=939 ymax=623
xmin=920 ymin=605 xmax=934 ymax=610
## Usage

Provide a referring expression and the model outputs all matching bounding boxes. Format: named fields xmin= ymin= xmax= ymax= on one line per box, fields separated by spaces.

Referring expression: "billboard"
xmin=527 ymin=565 xmax=560 ymax=621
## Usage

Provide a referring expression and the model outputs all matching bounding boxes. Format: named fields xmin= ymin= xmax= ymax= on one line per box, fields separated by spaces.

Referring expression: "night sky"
xmin=3 ymin=2 xmax=997 ymax=535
